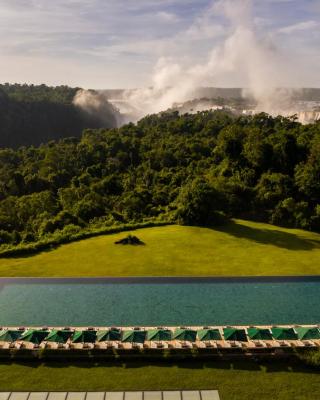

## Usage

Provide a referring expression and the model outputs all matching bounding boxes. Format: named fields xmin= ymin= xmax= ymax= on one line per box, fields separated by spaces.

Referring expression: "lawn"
xmin=0 ymin=360 xmax=318 ymax=400
xmin=0 ymin=219 xmax=320 ymax=277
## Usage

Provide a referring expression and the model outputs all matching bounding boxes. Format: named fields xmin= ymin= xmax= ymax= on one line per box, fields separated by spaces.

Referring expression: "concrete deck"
xmin=0 ymin=391 xmax=220 ymax=400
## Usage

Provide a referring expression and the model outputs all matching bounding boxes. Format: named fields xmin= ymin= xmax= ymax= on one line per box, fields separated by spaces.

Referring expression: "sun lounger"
xmin=205 ymin=341 xmax=216 ymax=348
xmin=72 ymin=343 xmax=83 ymax=349
xmin=265 ymin=340 xmax=280 ymax=348
xmin=292 ymin=340 xmax=305 ymax=347
xmin=301 ymin=340 xmax=313 ymax=347
xmin=20 ymin=342 xmax=33 ymax=349
xmin=278 ymin=341 xmax=289 ymax=347
xmin=158 ymin=342 xmax=168 ymax=349
xmin=216 ymin=340 xmax=228 ymax=348
xmin=150 ymin=342 xmax=163 ymax=349
xmin=254 ymin=341 xmax=267 ymax=348
xmin=243 ymin=341 xmax=256 ymax=349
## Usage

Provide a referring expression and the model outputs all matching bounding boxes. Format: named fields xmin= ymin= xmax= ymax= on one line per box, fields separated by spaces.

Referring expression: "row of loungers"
xmin=0 ymin=325 xmax=319 ymax=351
xmin=0 ymin=339 xmax=319 ymax=351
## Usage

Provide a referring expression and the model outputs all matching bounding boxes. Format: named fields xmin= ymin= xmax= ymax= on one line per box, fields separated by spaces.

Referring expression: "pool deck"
xmin=0 ymin=325 xmax=319 ymax=353
xmin=0 ymin=392 xmax=221 ymax=400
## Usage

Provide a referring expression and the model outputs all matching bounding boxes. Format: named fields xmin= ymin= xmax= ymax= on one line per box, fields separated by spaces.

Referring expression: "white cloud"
xmin=156 ymin=11 xmax=179 ymax=23
xmin=0 ymin=0 xmax=319 ymax=88
xmin=278 ymin=20 xmax=319 ymax=34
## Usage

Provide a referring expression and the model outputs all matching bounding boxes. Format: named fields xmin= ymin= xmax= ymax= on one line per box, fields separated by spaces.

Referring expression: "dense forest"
xmin=0 ymin=84 xmax=119 ymax=148
xmin=0 ymin=109 xmax=319 ymax=251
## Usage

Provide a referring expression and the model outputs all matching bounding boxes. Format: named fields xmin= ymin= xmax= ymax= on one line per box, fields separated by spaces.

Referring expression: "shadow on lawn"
xmin=212 ymin=220 xmax=320 ymax=251
xmin=2 ymin=359 xmax=318 ymax=374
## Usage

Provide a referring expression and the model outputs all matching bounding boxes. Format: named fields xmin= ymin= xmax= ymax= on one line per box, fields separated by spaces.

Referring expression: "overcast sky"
xmin=0 ymin=0 xmax=319 ymax=89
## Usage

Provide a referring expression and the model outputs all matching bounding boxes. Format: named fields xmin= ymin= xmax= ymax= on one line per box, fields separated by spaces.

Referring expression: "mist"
xmin=73 ymin=89 xmax=123 ymax=128
xmin=74 ymin=0 xmax=318 ymax=125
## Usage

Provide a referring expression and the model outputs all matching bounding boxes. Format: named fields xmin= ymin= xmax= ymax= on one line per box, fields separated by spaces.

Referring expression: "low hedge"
xmin=0 ymin=220 xmax=173 ymax=258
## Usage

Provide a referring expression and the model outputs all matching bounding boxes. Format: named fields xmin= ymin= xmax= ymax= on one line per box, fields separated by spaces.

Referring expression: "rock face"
xmin=115 ymin=235 xmax=145 ymax=245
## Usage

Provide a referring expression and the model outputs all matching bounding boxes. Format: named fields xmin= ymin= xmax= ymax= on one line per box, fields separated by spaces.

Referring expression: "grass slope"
xmin=0 ymin=360 xmax=319 ymax=400
xmin=0 ymin=219 xmax=320 ymax=277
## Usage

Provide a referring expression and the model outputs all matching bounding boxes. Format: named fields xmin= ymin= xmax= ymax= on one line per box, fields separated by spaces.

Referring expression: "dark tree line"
xmin=0 ymin=109 xmax=319 ymax=247
xmin=0 ymin=84 xmax=119 ymax=148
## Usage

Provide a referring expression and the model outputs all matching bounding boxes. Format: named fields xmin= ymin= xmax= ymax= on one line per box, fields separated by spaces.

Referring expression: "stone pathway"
xmin=0 ymin=391 xmax=220 ymax=400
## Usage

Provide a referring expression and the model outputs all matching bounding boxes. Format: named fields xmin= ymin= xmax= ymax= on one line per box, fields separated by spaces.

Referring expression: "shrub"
xmin=296 ymin=349 xmax=320 ymax=369
xmin=0 ymin=230 xmax=13 ymax=245
xmin=175 ymin=179 xmax=227 ymax=226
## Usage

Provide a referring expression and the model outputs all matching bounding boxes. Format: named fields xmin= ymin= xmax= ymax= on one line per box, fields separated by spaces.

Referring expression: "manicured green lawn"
xmin=0 ymin=360 xmax=318 ymax=400
xmin=0 ymin=219 xmax=320 ymax=277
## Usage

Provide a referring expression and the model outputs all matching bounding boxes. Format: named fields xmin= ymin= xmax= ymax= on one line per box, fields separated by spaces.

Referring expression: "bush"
xmin=0 ymin=230 xmax=13 ymax=245
xmin=296 ymin=349 xmax=320 ymax=369
xmin=271 ymin=198 xmax=311 ymax=229
xmin=175 ymin=179 xmax=227 ymax=226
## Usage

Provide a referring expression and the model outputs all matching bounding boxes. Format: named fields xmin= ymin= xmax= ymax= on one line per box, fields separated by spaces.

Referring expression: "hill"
xmin=0 ymin=219 xmax=319 ymax=277
xmin=0 ymin=83 xmax=119 ymax=148
xmin=0 ymin=110 xmax=320 ymax=254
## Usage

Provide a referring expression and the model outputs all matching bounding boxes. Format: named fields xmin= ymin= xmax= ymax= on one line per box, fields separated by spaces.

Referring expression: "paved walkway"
xmin=0 ymin=391 xmax=220 ymax=400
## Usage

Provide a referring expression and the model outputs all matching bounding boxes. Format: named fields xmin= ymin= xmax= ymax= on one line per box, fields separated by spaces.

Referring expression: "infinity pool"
xmin=0 ymin=277 xmax=319 ymax=326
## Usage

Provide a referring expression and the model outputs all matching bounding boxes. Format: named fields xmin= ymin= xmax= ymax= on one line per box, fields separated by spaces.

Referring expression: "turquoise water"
xmin=0 ymin=279 xmax=319 ymax=326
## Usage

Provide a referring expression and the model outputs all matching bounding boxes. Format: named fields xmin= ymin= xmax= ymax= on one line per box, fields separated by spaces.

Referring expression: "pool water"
xmin=0 ymin=278 xmax=319 ymax=326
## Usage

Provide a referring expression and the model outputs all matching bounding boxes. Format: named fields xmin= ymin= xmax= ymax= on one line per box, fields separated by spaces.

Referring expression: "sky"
xmin=0 ymin=0 xmax=319 ymax=89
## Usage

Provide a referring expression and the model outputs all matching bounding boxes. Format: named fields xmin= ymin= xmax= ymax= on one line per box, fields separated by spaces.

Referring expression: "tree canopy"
xmin=0 ymin=108 xmax=320 ymax=249
xmin=0 ymin=83 xmax=119 ymax=148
